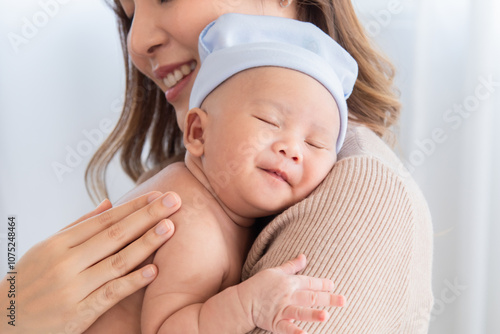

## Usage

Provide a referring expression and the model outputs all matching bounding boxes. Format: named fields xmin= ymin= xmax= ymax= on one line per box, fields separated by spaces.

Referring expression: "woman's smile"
xmin=153 ymin=60 xmax=198 ymax=102
xmin=154 ymin=60 xmax=197 ymax=89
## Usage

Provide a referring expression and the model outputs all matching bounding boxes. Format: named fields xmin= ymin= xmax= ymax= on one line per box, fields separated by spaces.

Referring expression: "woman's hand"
xmin=0 ymin=191 xmax=180 ymax=334
xmin=238 ymin=254 xmax=344 ymax=334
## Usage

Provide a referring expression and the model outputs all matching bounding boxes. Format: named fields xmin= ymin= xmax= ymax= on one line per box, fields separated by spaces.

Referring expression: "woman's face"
xmin=118 ymin=0 xmax=297 ymax=130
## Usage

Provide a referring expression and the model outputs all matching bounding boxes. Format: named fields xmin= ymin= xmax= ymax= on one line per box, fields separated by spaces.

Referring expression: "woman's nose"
xmin=127 ymin=8 xmax=167 ymax=57
xmin=272 ymin=138 xmax=303 ymax=163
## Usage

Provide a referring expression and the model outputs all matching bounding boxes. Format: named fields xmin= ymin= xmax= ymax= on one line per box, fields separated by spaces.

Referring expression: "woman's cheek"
xmin=211 ymin=0 xmax=243 ymax=17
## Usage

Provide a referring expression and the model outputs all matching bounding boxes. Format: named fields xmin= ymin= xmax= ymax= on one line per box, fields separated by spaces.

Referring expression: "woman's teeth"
xmin=163 ymin=61 xmax=196 ymax=88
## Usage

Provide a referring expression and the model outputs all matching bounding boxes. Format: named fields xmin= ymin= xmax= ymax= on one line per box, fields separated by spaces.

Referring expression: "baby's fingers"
xmin=282 ymin=305 xmax=330 ymax=323
xmin=278 ymin=254 xmax=307 ymax=275
xmin=297 ymin=276 xmax=335 ymax=292
xmin=293 ymin=291 xmax=345 ymax=307
xmin=275 ymin=319 xmax=307 ymax=334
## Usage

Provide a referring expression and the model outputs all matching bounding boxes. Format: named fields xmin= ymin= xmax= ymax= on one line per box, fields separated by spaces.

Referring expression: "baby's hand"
xmin=237 ymin=254 xmax=344 ymax=334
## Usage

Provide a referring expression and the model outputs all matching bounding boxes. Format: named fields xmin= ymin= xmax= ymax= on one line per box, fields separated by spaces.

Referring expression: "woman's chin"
xmin=175 ymin=108 xmax=188 ymax=132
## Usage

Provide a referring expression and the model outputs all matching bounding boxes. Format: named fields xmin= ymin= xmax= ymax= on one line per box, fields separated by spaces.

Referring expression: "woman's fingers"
xmin=73 ymin=192 xmax=180 ymax=268
xmin=81 ymin=219 xmax=175 ymax=291
xmin=58 ymin=198 xmax=113 ymax=233
xmin=0 ymin=191 xmax=181 ymax=334
xmin=64 ymin=192 xmax=163 ymax=247
xmin=78 ymin=264 xmax=160 ymax=331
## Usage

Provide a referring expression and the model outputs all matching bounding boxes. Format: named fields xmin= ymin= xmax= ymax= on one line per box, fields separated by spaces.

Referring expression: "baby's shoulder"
xmin=119 ymin=162 xmax=198 ymax=202
xmin=136 ymin=162 xmax=209 ymax=201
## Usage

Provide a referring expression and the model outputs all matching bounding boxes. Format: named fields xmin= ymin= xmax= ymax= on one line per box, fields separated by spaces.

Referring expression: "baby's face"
xmin=201 ymin=66 xmax=340 ymax=219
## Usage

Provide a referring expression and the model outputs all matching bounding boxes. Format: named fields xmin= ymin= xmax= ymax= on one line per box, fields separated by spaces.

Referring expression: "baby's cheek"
xmin=223 ymin=158 xmax=248 ymax=179
xmin=303 ymin=163 xmax=329 ymax=191
xmin=206 ymin=153 xmax=249 ymax=194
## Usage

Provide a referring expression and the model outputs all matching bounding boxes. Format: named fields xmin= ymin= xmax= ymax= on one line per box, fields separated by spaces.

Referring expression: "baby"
xmin=138 ymin=13 xmax=358 ymax=334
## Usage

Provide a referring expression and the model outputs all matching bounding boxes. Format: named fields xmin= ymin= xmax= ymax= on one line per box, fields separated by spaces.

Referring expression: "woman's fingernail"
xmin=155 ymin=220 xmax=172 ymax=235
xmin=142 ymin=266 xmax=156 ymax=278
xmin=97 ymin=198 xmax=110 ymax=208
xmin=162 ymin=193 xmax=178 ymax=208
xmin=147 ymin=192 xmax=162 ymax=203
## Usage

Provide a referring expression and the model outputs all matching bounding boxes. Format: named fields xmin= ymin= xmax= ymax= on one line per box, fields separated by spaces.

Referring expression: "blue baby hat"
xmin=189 ymin=13 xmax=358 ymax=153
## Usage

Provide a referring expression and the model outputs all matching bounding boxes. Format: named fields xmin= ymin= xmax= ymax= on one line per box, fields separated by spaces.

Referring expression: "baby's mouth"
xmin=262 ymin=168 xmax=290 ymax=185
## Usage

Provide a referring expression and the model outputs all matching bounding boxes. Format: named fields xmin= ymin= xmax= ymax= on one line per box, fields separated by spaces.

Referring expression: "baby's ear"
xmin=184 ymin=108 xmax=207 ymax=157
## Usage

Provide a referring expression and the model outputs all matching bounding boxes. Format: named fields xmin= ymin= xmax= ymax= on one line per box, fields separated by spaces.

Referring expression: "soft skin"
xmin=138 ymin=66 xmax=342 ymax=334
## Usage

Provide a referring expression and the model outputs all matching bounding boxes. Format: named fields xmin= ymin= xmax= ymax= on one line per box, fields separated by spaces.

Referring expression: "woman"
xmin=1 ymin=0 xmax=433 ymax=333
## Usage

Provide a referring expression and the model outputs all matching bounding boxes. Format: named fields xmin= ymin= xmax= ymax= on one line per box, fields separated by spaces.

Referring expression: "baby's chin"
xmin=246 ymin=201 xmax=297 ymax=221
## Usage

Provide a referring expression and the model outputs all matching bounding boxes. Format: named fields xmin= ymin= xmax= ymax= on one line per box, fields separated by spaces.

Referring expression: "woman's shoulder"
xmin=286 ymin=124 xmax=432 ymax=229
xmin=331 ymin=124 xmax=430 ymax=224
xmin=338 ymin=124 xmax=405 ymax=173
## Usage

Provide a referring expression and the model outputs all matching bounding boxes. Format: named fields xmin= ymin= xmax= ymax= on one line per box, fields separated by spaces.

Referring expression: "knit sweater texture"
xmin=242 ymin=125 xmax=434 ymax=334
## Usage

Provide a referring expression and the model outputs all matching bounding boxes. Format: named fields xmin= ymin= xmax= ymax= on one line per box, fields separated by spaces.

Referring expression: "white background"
xmin=1 ymin=0 xmax=499 ymax=333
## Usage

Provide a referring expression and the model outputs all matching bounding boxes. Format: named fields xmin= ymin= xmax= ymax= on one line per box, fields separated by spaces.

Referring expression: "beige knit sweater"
xmin=243 ymin=125 xmax=434 ymax=334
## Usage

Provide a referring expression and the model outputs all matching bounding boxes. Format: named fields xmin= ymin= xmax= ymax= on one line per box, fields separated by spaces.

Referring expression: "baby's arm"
xmin=141 ymin=216 xmax=343 ymax=334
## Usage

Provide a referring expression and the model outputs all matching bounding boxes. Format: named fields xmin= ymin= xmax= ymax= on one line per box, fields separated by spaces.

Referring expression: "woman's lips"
xmin=153 ymin=60 xmax=195 ymax=81
xmin=161 ymin=61 xmax=196 ymax=88
xmin=164 ymin=71 xmax=194 ymax=103
xmin=153 ymin=60 xmax=197 ymax=102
